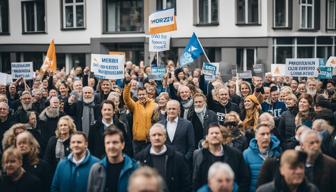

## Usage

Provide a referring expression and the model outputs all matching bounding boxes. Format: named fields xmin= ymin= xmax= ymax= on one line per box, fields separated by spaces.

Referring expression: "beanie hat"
xmin=245 ymin=94 xmax=260 ymax=106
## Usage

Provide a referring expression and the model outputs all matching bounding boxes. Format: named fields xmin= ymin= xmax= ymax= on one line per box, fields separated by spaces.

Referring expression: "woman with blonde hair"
xmin=2 ymin=123 xmax=26 ymax=151
xmin=44 ymin=115 xmax=77 ymax=172
xmin=241 ymin=95 xmax=261 ymax=142
xmin=15 ymin=131 xmax=51 ymax=192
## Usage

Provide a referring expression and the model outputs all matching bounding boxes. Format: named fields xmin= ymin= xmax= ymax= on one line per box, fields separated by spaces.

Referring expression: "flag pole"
xmin=195 ymin=34 xmax=211 ymax=63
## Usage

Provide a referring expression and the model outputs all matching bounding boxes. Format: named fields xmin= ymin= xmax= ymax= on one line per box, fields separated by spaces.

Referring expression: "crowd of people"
xmin=0 ymin=60 xmax=336 ymax=192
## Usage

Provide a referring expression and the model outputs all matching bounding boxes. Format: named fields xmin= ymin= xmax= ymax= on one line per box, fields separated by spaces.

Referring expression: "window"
xmin=327 ymin=0 xmax=336 ymax=30
xmin=196 ymin=0 xmax=218 ymax=25
xmin=236 ymin=48 xmax=256 ymax=71
xmin=105 ymin=0 xmax=144 ymax=33
xmin=157 ymin=0 xmax=176 ymax=10
xmin=62 ymin=0 xmax=85 ymax=29
xmin=299 ymin=0 xmax=320 ymax=29
xmin=0 ymin=0 xmax=9 ymax=33
xmin=22 ymin=0 xmax=45 ymax=33
xmin=237 ymin=0 xmax=260 ymax=25
xmin=273 ymin=0 xmax=291 ymax=28
xmin=273 ymin=37 xmax=335 ymax=64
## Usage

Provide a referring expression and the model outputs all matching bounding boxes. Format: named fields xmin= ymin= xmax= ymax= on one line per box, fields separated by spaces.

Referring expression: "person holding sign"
xmin=123 ymin=79 xmax=157 ymax=155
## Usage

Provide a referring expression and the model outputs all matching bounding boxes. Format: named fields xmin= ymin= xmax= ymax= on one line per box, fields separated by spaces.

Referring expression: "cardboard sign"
xmin=285 ymin=58 xmax=319 ymax=77
xmin=91 ymin=54 xmax=125 ymax=80
xmin=149 ymin=33 xmax=171 ymax=52
xmin=149 ymin=8 xmax=176 ymax=34
xmin=11 ymin=62 xmax=34 ymax=80
xmin=326 ymin=56 xmax=336 ymax=68
xmin=253 ymin=64 xmax=263 ymax=74
xmin=148 ymin=67 xmax=166 ymax=80
xmin=318 ymin=67 xmax=333 ymax=79
xmin=271 ymin=64 xmax=287 ymax=77
xmin=237 ymin=70 xmax=252 ymax=79
xmin=0 ymin=73 xmax=12 ymax=85
xmin=202 ymin=63 xmax=219 ymax=81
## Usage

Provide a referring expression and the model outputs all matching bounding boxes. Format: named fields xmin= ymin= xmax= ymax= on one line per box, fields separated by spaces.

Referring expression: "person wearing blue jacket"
xmin=243 ymin=123 xmax=281 ymax=192
xmin=87 ymin=127 xmax=139 ymax=192
xmin=51 ymin=131 xmax=99 ymax=192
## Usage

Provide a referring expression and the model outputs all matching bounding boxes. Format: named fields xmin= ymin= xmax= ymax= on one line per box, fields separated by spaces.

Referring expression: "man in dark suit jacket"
xmin=159 ymin=100 xmax=195 ymax=161
xmin=88 ymin=100 xmax=132 ymax=158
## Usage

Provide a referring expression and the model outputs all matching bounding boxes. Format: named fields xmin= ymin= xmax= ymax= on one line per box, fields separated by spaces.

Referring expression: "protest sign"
xmin=237 ymin=70 xmax=252 ymax=79
xmin=91 ymin=54 xmax=125 ymax=80
xmin=0 ymin=73 xmax=12 ymax=85
xmin=285 ymin=58 xmax=319 ymax=77
xmin=319 ymin=58 xmax=326 ymax=66
xmin=148 ymin=67 xmax=166 ymax=80
xmin=202 ymin=63 xmax=219 ymax=81
xmin=318 ymin=67 xmax=333 ymax=79
xmin=253 ymin=64 xmax=263 ymax=74
xmin=149 ymin=33 xmax=170 ymax=52
xmin=149 ymin=8 xmax=176 ymax=34
xmin=271 ymin=64 xmax=287 ymax=77
xmin=11 ymin=62 xmax=33 ymax=80
xmin=326 ymin=56 xmax=336 ymax=68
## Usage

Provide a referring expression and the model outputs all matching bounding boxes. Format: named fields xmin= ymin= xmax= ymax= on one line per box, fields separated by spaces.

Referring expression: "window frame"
xmin=0 ymin=0 xmax=9 ymax=35
xmin=236 ymin=0 xmax=261 ymax=26
xmin=237 ymin=47 xmax=257 ymax=71
xmin=61 ymin=0 xmax=86 ymax=30
xmin=327 ymin=0 xmax=336 ymax=30
xmin=273 ymin=0 xmax=292 ymax=29
xmin=156 ymin=0 xmax=176 ymax=11
xmin=299 ymin=0 xmax=314 ymax=29
xmin=21 ymin=0 xmax=46 ymax=34
xmin=195 ymin=0 xmax=219 ymax=26
xmin=103 ymin=0 xmax=144 ymax=34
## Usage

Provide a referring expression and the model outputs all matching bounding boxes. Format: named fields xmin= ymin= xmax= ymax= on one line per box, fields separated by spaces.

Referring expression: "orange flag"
xmin=41 ymin=39 xmax=57 ymax=72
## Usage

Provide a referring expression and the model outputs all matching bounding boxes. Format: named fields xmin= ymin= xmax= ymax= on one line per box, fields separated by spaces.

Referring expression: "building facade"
xmin=0 ymin=0 xmax=335 ymax=79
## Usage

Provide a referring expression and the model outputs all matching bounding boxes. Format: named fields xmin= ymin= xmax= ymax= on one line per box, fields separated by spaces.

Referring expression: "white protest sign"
xmin=326 ymin=56 xmax=336 ymax=68
xmin=149 ymin=8 xmax=176 ymax=34
xmin=149 ymin=33 xmax=170 ymax=52
xmin=237 ymin=70 xmax=252 ymax=79
xmin=11 ymin=62 xmax=33 ymax=80
xmin=0 ymin=73 xmax=12 ymax=85
xmin=285 ymin=58 xmax=319 ymax=77
xmin=91 ymin=54 xmax=125 ymax=80
xmin=202 ymin=63 xmax=219 ymax=81
xmin=271 ymin=64 xmax=287 ymax=77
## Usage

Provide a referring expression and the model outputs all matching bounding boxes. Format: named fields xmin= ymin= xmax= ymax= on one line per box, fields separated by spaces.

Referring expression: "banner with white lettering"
xmin=149 ymin=8 xmax=176 ymax=34
xmin=237 ymin=70 xmax=252 ymax=79
xmin=148 ymin=67 xmax=166 ymax=80
xmin=202 ymin=63 xmax=219 ymax=81
xmin=11 ymin=62 xmax=33 ymax=80
xmin=91 ymin=54 xmax=125 ymax=80
xmin=285 ymin=58 xmax=319 ymax=77
xmin=149 ymin=33 xmax=170 ymax=52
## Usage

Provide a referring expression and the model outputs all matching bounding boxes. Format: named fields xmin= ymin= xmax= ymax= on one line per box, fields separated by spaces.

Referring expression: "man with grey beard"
xmin=14 ymin=91 xmax=40 ymax=123
xmin=187 ymin=93 xmax=218 ymax=145
xmin=306 ymin=79 xmax=317 ymax=100
xmin=65 ymin=86 xmax=100 ymax=135
xmin=39 ymin=96 xmax=65 ymax=145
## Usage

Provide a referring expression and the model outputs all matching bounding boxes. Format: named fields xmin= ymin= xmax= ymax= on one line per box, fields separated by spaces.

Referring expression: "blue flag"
xmin=179 ymin=33 xmax=205 ymax=66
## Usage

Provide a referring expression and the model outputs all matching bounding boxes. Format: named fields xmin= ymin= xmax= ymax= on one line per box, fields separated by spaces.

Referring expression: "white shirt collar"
xmin=167 ymin=116 xmax=178 ymax=123
xmin=150 ymin=145 xmax=167 ymax=155
xmin=72 ymin=152 xmax=87 ymax=166
xmin=102 ymin=119 xmax=114 ymax=127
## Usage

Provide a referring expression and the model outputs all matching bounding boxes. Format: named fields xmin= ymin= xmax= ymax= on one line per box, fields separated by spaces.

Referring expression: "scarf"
xmin=55 ymin=138 xmax=66 ymax=160
xmin=195 ymin=105 xmax=207 ymax=126
xmin=181 ymin=98 xmax=193 ymax=119
xmin=82 ymin=102 xmax=95 ymax=136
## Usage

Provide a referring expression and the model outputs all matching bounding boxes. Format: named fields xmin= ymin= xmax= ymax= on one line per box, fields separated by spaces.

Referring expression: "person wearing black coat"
xmin=277 ymin=93 xmax=298 ymax=148
xmin=187 ymin=93 xmax=218 ymax=145
xmin=207 ymin=87 xmax=240 ymax=125
xmin=136 ymin=124 xmax=191 ymax=192
xmin=88 ymin=108 xmax=132 ymax=158
xmin=0 ymin=148 xmax=42 ymax=192
xmin=158 ymin=100 xmax=195 ymax=162
xmin=0 ymin=102 xmax=15 ymax=153
xmin=192 ymin=124 xmax=250 ymax=192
